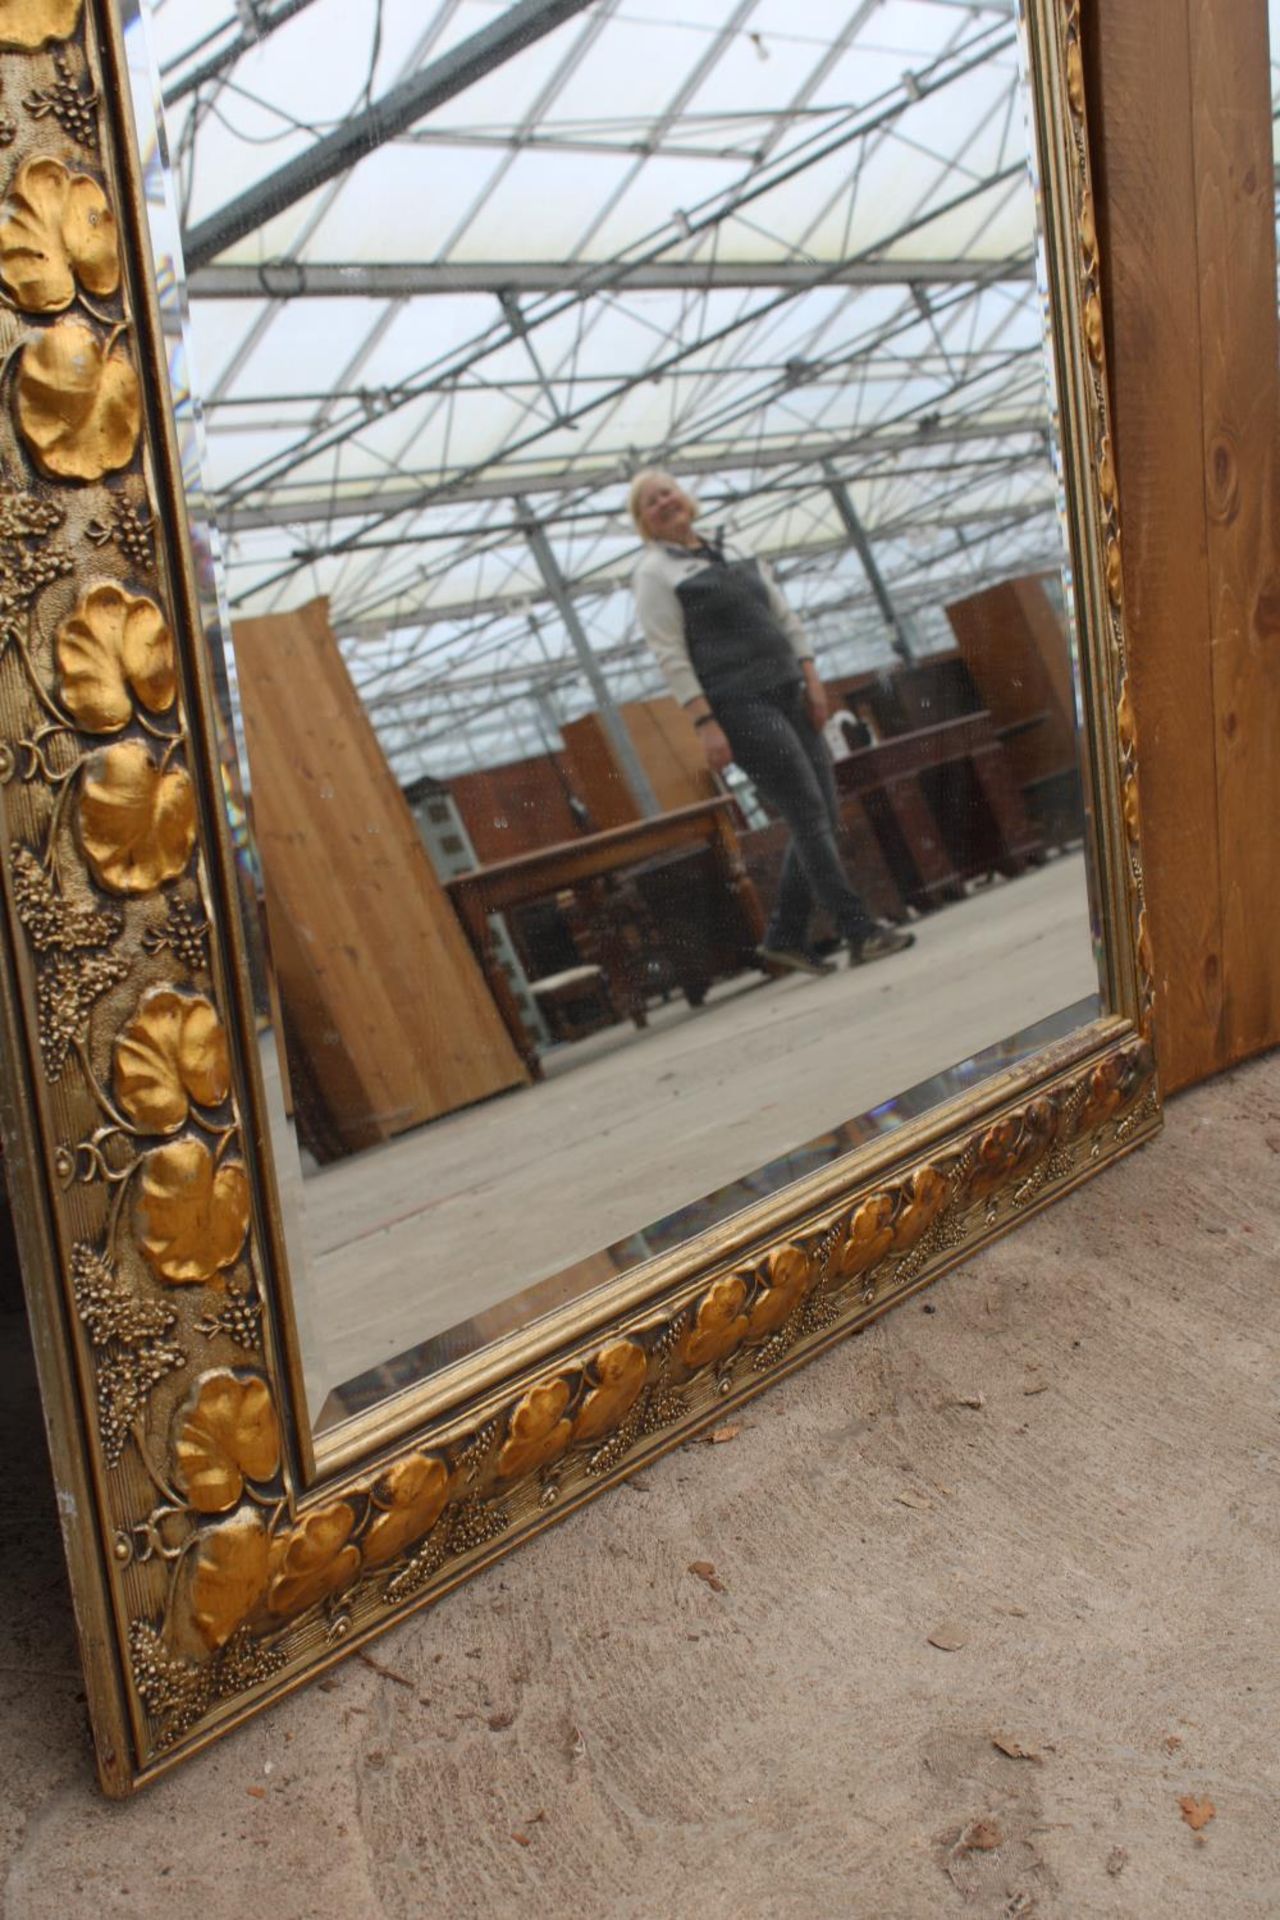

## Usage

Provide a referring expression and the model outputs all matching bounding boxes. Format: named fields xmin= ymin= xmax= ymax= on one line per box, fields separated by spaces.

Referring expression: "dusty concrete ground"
xmin=1 ymin=1052 xmax=1277 ymax=1919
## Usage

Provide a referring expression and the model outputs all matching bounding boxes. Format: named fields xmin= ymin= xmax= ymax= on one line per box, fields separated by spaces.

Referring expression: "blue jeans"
xmin=715 ymin=680 xmax=876 ymax=949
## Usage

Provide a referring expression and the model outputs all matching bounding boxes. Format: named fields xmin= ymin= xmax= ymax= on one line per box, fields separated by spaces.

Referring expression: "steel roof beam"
xmin=161 ymin=0 xmax=324 ymax=107
xmin=219 ymin=412 xmax=1048 ymax=532
xmin=187 ymin=255 xmax=1034 ymax=300
xmin=210 ymin=31 xmax=1017 ymax=512
xmin=181 ymin=0 xmax=601 ymax=270
xmin=326 ymin=498 xmax=1055 ymax=645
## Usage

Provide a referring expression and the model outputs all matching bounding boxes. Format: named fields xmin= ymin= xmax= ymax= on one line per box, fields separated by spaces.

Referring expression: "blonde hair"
xmin=627 ymin=467 xmax=699 ymax=541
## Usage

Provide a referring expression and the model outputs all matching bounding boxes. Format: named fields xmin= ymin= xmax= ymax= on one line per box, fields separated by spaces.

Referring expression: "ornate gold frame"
xmin=0 ymin=0 xmax=1157 ymax=1797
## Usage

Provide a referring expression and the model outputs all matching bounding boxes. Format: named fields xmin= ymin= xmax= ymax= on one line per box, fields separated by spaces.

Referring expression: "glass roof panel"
xmin=144 ymin=0 xmax=1073 ymax=774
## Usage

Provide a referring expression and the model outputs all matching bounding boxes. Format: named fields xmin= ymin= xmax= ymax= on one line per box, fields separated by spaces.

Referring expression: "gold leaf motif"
xmin=57 ymin=582 xmax=174 ymax=732
xmin=1066 ymin=37 xmax=1085 ymax=119
xmin=16 ymin=316 xmax=139 ymax=480
xmin=174 ymin=1371 xmax=280 ymax=1515
xmin=833 ymin=1192 xmax=895 ymax=1280
xmin=571 ymin=1339 xmax=648 ymax=1444
xmin=267 ymin=1504 xmax=361 ymax=1618
xmin=496 ymin=1378 xmax=572 ymax=1480
xmin=362 ymin=1454 xmax=451 ymax=1568
xmin=1098 ymin=434 xmax=1117 ymax=513
xmin=0 ymin=0 xmax=81 ymax=49
xmin=134 ymin=1138 xmax=250 ymax=1285
xmin=969 ymin=1117 xmax=1023 ymax=1199
xmin=0 ymin=156 xmax=118 ymax=311
xmin=748 ymin=1243 xmax=814 ymax=1340
xmin=891 ymin=1166 xmax=949 ymax=1252
xmin=679 ymin=1274 xmax=750 ymax=1370
xmin=1122 ymin=769 xmax=1141 ymax=844
xmin=1076 ymin=1052 xmax=1131 ymax=1134
xmin=1116 ymin=678 xmax=1136 ymax=761
xmin=1084 ymin=290 xmax=1104 ymax=365
xmin=1137 ymin=909 xmax=1154 ymax=984
xmin=1106 ymin=534 xmax=1124 ymax=607
xmin=79 ymin=740 xmax=196 ymax=893
xmin=1079 ymin=189 xmax=1097 ymax=268
xmin=114 ymin=986 xmax=230 ymax=1133
xmin=190 ymin=1508 xmax=270 ymax=1651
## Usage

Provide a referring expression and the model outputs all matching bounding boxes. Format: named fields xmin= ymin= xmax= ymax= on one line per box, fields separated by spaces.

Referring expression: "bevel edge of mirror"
xmin=313 ymin=988 xmax=1104 ymax=1437
xmin=310 ymin=996 xmax=1113 ymax=1476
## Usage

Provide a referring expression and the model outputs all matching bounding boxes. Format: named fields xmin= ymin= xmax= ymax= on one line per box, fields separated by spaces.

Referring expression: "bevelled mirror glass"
xmin=136 ymin=0 xmax=1101 ymax=1437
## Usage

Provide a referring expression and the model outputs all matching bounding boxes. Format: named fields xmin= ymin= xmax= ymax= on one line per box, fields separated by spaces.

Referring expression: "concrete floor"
xmin=2 ymin=1048 xmax=1278 ymax=1916
xmin=299 ymin=855 xmax=1096 ymax=1415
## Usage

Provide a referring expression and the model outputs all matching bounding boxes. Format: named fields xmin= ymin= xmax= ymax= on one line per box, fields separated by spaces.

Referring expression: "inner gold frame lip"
xmin=0 ymin=0 xmax=1156 ymax=1800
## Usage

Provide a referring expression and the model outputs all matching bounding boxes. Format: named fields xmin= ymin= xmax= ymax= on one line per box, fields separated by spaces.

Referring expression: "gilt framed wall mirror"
xmin=0 ymin=0 xmax=1157 ymax=1795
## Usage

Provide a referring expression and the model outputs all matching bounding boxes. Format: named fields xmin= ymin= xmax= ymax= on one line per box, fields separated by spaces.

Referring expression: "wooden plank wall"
xmin=1085 ymin=0 xmax=1280 ymax=1091
xmin=232 ymin=599 xmax=529 ymax=1148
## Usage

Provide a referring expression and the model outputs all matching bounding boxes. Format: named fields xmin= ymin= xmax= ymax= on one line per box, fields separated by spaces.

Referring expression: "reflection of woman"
xmin=629 ymin=469 xmax=913 ymax=973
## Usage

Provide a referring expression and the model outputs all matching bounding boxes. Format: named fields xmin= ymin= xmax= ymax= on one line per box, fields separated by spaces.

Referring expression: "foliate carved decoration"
xmin=1055 ymin=0 xmax=1154 ymax=1037
xmin=0 ymin=0 xmax=82 ymax=52
xmin=123 ymin=1039 xmax=1154 ymax=1760
xmin=0 ymin=0 xmax=278 ymax=1778
xmin=0 ymin=0 xmax=1162 ymax=1792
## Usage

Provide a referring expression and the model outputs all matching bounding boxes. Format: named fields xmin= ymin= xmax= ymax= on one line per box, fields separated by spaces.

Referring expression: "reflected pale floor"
xmin=291 ymin=853 xmax=1096 ymax=1413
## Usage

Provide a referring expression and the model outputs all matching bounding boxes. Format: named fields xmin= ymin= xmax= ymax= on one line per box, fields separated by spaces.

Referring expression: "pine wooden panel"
xmin=560 ymin=698 xmax=717 ymax=828
xmin=944 ymin=577 xmax=1077 ymax=793
xmin=1185 ymin=0 xmax=1280 ymax=1065
xmin=231 ymin=599 xmax=529 ymax=1143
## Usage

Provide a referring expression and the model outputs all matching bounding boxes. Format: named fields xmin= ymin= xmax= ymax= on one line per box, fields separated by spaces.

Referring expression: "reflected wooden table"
xmin=834 ymin=711 xmax=1045 ymax=909
xmin=446 ymin=798 xmax=765 ymax=1077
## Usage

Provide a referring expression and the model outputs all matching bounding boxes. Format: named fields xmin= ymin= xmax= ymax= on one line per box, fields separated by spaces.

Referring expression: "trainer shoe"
xmin=849 ymin=924 xmax=916 ymax=966
xmin=756 ymin=944 xmax=838 ymax=978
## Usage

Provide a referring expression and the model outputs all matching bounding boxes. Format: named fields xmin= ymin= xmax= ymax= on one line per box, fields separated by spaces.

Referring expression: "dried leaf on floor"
xmin=512 ymin=1832 xmax=531 ymax=1848
xmin=1022 ymin=1381 xmax=1050 ymax=1397
xmin=569 ymin=1726 xmax=587 ymax=1760
xmin=487 ymin=1710 xmax=515 ymax=1731
xmin=1106 ymin=1847 xmax=1128 ymax=1877
xmin=245 ymin=1785 xmax=266 ymax=1800
xmin=1163 ymin=1733 xmax=1184 ymax=1752
xmin=992 ymin=1733 xmax=1042 ymax=1762
xmin=358 ymin=1649 xmax=414 ymax=1689
xmin=1179 ymin=1795 xmax=1216 ymax=1831
xmin=927 ymin=1625 xmax=967 ymax=1651
xmin=707 ymin=1424 xmax=742 ymax=1445
xmin=689 ymin=1560 xmax=726 ymax=1593
xmin=953 ymin=1392 xmax=986 ymax=1410
xmin=960 ymin=1817 xmax=1004 ymax=1852
xmin=896 ymin=1489 xmax=933 ymax=1511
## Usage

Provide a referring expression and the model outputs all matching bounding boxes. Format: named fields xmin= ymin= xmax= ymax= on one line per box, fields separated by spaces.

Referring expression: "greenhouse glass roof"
xmin=145 ymin=0 xmax=1064 ymax=778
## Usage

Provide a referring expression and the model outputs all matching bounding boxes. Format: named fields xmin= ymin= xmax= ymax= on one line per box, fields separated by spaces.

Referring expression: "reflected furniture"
xmin=232 ymin=599 xmax=531 ymax=1150
xmin=834 ymin=711 xmax=1046 ymax=907
xmin=446 ymin=798 xmax=765 ymax=1073
xmin=945 ymin=576 xmax=1084 ymax=848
